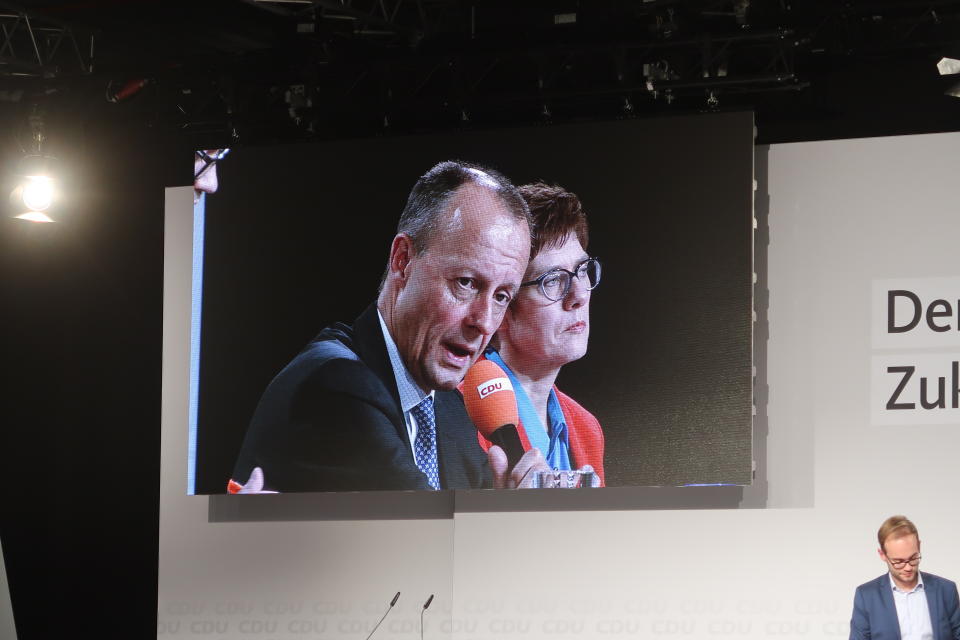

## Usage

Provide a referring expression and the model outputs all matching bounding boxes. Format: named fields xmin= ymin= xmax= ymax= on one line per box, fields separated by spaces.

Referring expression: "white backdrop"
xmin=0 ymin=539 xmax=15 ymax=640
xmin=159 ymin=130 xmax=960 ymax=638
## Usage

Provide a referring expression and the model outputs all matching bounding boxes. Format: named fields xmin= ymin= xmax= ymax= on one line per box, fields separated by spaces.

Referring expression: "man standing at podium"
xmin=849 ymin=515 xmax=960 ymax=640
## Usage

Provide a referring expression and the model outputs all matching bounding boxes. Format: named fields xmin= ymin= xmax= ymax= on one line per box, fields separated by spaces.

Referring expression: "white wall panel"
xmin=0 ymin=539 xmax=15 ymax=640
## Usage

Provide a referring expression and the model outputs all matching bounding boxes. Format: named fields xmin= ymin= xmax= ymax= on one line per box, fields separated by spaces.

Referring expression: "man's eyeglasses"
xmin=886 ymin=554 xmax=921 ymax=569
xmin=194 ymin=148 xmax=230 ymax=180
xmin=520 ymin=257 xmax=601 ymax=302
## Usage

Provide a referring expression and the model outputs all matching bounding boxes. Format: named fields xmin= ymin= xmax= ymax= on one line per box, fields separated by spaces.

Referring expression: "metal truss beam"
xmin=0 ymin=2 xmax=92 ymax=78
xmin=253 ymin=0 xmax=424 ymax=43
xmin=299 ymin=29 xmax=799 ymax=120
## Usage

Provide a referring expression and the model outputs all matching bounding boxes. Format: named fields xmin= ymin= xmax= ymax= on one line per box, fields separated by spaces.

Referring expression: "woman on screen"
xmin=479 ymin=182 xmax=605 ymax=485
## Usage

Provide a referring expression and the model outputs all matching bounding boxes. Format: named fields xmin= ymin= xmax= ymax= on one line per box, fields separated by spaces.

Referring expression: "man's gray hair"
xmin=398 ymin=160 xmax=531 ymax=254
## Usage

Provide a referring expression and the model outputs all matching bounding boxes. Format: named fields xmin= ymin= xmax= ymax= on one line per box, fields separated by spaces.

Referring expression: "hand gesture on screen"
xmin=488 ymin=446 xmax=550 ymax=489
xmin=578 ymin=464 xmax=602 ymax=488
xmin=228 ymin=467 xmax=279 ymax=494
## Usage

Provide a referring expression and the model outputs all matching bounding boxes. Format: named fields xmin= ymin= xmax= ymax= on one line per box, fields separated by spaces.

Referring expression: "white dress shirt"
xmin=890 ymin=573 xmax=934 ymax=640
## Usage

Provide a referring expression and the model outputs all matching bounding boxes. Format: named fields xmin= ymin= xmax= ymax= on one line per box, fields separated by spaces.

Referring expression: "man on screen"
xmin=194 ymin=149 xmax=228 ymax=202
xmin=849 ymin=515 xmax=960 ymax=640
xmin=230 ymin=160 xmax=548 ymax=492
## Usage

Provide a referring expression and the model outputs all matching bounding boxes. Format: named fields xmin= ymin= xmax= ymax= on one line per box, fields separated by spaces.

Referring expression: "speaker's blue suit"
xmin=850 ymin=572 xmax=960 ymax=640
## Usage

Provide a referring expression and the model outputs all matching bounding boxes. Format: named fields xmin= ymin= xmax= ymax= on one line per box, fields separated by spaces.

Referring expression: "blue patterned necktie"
xmin=411 ymin=395 xmax=440 ymax=490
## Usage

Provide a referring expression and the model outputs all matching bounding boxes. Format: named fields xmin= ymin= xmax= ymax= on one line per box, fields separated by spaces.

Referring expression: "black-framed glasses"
xmin=194 ymin=148 xmax=230 ymax=180
xmin=887 ymin=554 xmax=921 ymax=569
xmin=520 ymin=257 xmax=601 ymax=302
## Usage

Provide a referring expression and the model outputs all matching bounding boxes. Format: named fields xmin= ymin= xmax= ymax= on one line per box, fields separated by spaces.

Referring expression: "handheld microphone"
xmin=420 ymin=594 xmax=434 ymax=640
xmin=364 ymin=591 xmax=400 ymax=640
xmin=463 ymin=359 xmax=525 ymax=469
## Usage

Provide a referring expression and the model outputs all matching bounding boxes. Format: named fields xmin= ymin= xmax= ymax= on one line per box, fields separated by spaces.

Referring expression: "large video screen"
xmin=188 ymin=112 xmax=754 ymax=495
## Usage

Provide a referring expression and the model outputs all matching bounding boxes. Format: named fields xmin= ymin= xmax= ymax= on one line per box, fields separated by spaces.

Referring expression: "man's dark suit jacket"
xmin=850 ymin=572 xmax=960 ymax=640
xmin=232 ymin=304 xmax=492 ymax=492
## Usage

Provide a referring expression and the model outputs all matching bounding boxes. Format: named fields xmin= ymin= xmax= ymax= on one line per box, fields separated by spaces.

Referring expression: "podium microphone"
xmin=420 ymin=594 xmax=434 ymax=640
xmin=463 ymin=359 xmax=524 ymax=469
xmin=364 ymin=591 xmax=400 ymax=640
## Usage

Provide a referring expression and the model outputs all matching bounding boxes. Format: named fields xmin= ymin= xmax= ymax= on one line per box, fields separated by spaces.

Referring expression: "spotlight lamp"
xmin=9 ymin=155 xmax=59 ymax=223
xmin=937 ymin=57 xmax=960 ymax=76
xmin=933 ymin=57 xmax=960 ymax=98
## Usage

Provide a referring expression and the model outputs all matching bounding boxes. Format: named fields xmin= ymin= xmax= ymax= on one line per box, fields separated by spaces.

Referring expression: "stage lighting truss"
xmin=83 ymin=1 xmax=960 ymax=140
xmin=276 ymin=28 xmax=802 ymax=134
xmin=0 ymin=4 xmax=93 ymax=78
xmin=231 ymin=1 xmax=804 ymax=133
xmin=253 ymin=0 xmax=426 ymax=45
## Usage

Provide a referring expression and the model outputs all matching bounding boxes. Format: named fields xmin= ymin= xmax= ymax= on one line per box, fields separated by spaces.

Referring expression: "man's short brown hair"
xmin=518 ymin=182 xmax=589 ymax=260
xmin=878 ymin=515 xmax=919 ymax=552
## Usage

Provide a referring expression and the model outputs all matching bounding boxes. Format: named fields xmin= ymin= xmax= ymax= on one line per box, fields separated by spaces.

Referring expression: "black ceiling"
xmin=4 ymin=0 xmax=960 ymax=148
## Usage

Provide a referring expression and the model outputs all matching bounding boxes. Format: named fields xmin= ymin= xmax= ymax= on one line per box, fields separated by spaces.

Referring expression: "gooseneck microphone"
xmin=364 ymin=591 xmax=400 ymax=640
xmin=463 ymin=359 xmax=525 ymax=469
xmin=421 ymin=594 xmax=434 ymax=640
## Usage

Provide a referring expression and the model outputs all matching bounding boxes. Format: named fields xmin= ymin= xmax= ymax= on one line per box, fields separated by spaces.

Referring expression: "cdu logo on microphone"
xmin=476 ymin=376 xmax=512 ymax=399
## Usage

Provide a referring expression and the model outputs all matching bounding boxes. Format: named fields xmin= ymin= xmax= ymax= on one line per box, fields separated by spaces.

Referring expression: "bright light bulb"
xmin=21 ymin=176 xmax=54 ymax=211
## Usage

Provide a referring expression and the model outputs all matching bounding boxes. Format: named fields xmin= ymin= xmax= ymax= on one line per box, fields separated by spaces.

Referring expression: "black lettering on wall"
xmin=953 ymin=361 xmax=960 ymax=409
xmin=888 ymin=290 xmax=921 ymax=333
xmin=886 ymin=366 xmax=916 ymax=410
xmin=920 ymin=376 xmax=946 ymax=409
xmin=925 ymin=299 xmax=953 ymax=332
